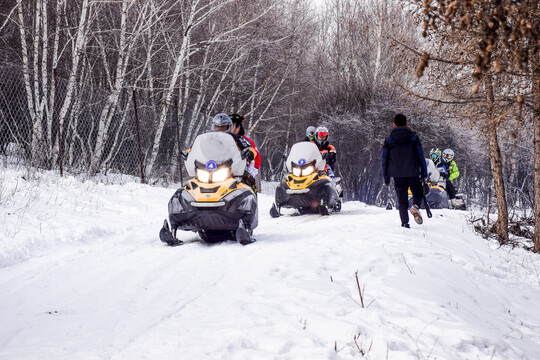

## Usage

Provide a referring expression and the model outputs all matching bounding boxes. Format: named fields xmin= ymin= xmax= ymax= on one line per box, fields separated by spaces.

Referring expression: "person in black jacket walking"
xmin=381 ymin=114 xmax=427 ymax=227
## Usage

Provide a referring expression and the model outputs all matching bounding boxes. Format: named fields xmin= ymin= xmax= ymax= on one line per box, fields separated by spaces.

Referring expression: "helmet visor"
xmin=443 ymin=153 xmax=452 ymax=160
xmin=317 ymin=131 xmax=328 ymax=138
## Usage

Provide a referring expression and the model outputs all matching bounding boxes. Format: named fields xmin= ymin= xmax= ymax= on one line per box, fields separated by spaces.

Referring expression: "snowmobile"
xmin=270 ymin=141 xmax=342 ymax=217
xmin=159 ymin=132 xmax=258 ymax=246
xmin=408 ymin=172 xmax=466 ymax=210
xmin=451 ymin=194 xmax=466 ymax=210
xmin=413 ymin=180 xmax=450 ymax=209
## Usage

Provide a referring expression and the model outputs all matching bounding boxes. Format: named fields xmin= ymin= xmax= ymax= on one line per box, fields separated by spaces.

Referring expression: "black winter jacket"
xmin=381 ymin=127 xmax=427 ymax=180
xmin=314 ymin=140 xmax=337 ymax=169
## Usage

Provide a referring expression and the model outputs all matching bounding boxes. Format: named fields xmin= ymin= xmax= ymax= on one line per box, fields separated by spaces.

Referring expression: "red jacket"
xmin=243 ymin=136 xmax=261 ymax=170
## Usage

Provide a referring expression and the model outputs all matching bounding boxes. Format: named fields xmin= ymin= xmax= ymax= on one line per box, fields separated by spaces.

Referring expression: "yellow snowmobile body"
xmin=408 ymin=182 xmax=449 ymax=209
xmin=160 ymin=132 xmax=257 ymax=245
xmin=271 ymin=142 xmax=341 ymax=217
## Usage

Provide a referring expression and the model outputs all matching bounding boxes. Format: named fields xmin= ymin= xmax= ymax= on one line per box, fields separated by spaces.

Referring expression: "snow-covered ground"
xmin=1 ymin=166 xmax=540 ymax=359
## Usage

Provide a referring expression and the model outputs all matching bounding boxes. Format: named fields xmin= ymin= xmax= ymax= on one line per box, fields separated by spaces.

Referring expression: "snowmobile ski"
xmin=236 ymin=219 xmax=256 ymax=245
xmin=318 ymin=202 xmax=329 ymax=216
xmin=159 ymin=220 xmax=184 ymax=246
xmin=333 ymin=199 xmax=342 ymax=212
xmin=270 ymin=203 xmax=281 ymax=218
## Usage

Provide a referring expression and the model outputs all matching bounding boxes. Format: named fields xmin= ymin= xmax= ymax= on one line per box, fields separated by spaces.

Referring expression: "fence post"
xmin=131 ymin=90 xmax=146 ymax=184
xmin=174 ymin=97 xmax=183 ymax=184
xmin=53 ymin=68 xmax=63 ymax=177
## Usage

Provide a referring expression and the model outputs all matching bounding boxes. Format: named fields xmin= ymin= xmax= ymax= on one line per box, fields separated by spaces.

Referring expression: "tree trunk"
xmin=484 ymin=75 xmax=509 ymax=243
xmin=88 ymin=0 xmax=132 ymax=175
xmin=16 ymin=0 xmax=38 ymax=162
xmin=145 ymin=23 xmax=191 ymax=180
xmin=532 ymin=55 xmax=540 ymax=252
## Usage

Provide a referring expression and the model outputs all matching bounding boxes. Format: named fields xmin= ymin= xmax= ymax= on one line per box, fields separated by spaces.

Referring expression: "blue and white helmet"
xmin=429 ymin=148 xmax=441 ymax=161
xmin=442 ymin=148 xmax=454 ymax=162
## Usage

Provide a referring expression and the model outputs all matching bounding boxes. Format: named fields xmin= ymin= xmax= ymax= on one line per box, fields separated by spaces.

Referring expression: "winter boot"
xmin=401 ymin=223 xmax=410 ymax=229
xmin=409 ymin=204 xmax=423 ymax=225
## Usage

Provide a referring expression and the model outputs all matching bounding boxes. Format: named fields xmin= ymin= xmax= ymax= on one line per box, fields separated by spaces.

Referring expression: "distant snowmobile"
xmin=270 ymin=141 xmax=342 ymax=217
xmin=407 ymin=159 xmax=466 ymax=210
xmin=416 ymin=181 xmax=450 ymax=209
xmin=159 ymin=132 xmax=258 ymax=246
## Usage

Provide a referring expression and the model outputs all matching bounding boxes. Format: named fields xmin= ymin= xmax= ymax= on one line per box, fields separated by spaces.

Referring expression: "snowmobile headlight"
xmin=302 ymin=165 xmax=314 ymax=176
xmin=196 ymin=169 xmax=211 ymax=183
xmin=212 ymin=167 xmax=230 ymax=182
xmin=292 ymin=167 xmax=302 ymax=177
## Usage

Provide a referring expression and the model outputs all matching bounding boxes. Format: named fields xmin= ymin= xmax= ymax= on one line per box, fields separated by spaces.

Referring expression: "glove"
xmin=384 ymin=177 xmax=390 ymax=186
xmin=327 ymin=152 xmax=336 ymax=164
xmin=240 ymin=147 xmax=254 ymax=162
xmin=242 ymin=171 xmax=257 ymax=189
xmin=180 ymin=150 xmax=188 ymax=161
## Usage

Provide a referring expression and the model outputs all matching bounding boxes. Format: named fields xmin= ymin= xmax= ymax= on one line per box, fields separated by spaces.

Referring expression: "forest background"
xmin=0 ymin=0 xmax=538 ymax=250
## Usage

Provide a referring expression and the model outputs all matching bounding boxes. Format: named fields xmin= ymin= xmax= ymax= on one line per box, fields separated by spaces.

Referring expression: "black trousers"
xmin=393 ymin=176 xmax=423 ymax=225
xmin=446 ymin=180 xmax=456 ymax=199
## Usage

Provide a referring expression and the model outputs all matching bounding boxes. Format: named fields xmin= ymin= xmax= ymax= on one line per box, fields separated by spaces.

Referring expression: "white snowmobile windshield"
xmin=426 ymin=158 xmax=441 ymax=183
xmin=286 ymin=142 xmax=325 ymax=173
xmin=185 ymin=132 xmax=246 ymax=177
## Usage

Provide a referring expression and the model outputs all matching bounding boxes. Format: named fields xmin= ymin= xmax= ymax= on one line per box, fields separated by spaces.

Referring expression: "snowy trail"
xmin=1 ymin=171 xmax=540 ymax=359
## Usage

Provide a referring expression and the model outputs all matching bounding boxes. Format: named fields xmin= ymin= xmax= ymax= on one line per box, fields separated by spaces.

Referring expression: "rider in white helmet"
xmin=303 ymin=126 xmax=316 ymax=142
xmin=182 ymin=113 xmax=257 ymax=189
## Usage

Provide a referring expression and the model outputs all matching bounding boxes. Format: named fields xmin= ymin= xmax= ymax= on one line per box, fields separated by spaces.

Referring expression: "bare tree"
xmin=87 ymin=0 xmax=156 ymax=174
xmin=309 ymin=0 xmax=423 ymax=202
xmin=408 ymin=0 xmax=539 ymax=249
xmin=14 ymin=0 xmax=93 ymax=167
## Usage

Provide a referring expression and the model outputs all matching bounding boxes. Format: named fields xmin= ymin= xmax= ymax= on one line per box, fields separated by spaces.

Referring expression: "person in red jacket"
xmin=229 ymin=114 xmax=261 ymax=170
xmin=230 ymin=114 xmax=261 ymax=190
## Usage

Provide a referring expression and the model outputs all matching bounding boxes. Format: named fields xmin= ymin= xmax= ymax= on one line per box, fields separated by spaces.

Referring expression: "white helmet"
xmin=315 ymin=126 xmax=329 ymax=145
xmin=442 ymin=148 xmax=454 ymax=162
xmin=306 ymin=126 xmax=316 ymax=138
xmin=211 ymin=113 xmax=232 ymax=133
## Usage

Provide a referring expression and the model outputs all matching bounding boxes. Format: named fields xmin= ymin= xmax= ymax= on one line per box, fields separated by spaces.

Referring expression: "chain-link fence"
xmin=0 ymin=64 xmax=208 ymax=182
